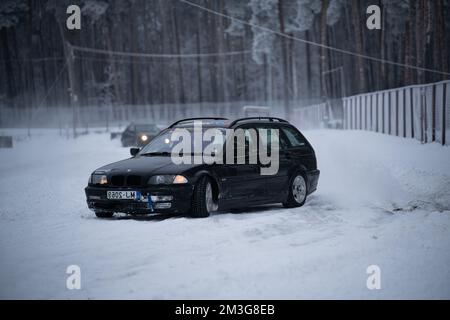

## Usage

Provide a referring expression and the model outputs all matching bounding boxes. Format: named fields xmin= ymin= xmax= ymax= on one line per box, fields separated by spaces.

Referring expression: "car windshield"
xmin=133 ymin=124 xmax=159 ymax=133
xmin=138 ymin=127 xmax=225 ymax=156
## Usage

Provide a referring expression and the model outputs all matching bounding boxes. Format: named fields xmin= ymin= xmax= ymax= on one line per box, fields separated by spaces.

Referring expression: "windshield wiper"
xmin=140 ymin=151 xmax=172 ymax=157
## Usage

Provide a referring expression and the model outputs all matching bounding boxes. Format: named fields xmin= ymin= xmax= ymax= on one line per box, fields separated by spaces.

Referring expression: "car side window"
xmin=256 ymin=126 xmax=289 ymax=151
xmin=233 ymin=127 xmax=257 ymax=159
xmin=281 ymin=126 xmax=307 ymax=148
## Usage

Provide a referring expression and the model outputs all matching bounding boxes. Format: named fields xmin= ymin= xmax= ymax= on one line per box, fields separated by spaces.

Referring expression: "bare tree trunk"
xmin=277 ymin=0 xmax=290 ymax=117
xmin=319 ymin=0 xmax=329 ymax=100
xmin=196 ymin=16 xmax=203 ymax=103
xmin=416 ymin=0 xmax=426 ymax=83
xmin=1 ymin=29 xmax=16 ymax=105
xmin=305 ymin=30 xmax=312 ymax=99
xmin=351 ymin=0 xmax=366 ymax=93
xmin=435 ymin=0 xmax=448 ymax=80
xmin=172 ymin=7 xmax=186 ymax=104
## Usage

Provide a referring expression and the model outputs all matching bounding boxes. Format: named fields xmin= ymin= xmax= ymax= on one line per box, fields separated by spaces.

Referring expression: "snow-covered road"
xmin=0 ymin=129 xmax=449 ymax=299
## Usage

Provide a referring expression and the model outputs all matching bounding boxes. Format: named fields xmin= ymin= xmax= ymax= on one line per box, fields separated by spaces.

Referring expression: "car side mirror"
xmin=130 ymin=148 xmax=140 ymax=156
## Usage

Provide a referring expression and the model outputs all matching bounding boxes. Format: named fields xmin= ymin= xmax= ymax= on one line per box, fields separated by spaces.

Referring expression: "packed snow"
xmin=0 ymin=128 xmax=449 ymax=299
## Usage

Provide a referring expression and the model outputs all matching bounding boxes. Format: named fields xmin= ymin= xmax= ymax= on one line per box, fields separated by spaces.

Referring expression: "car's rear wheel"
xmin=283 ymin=173 xmax=308 ymax=208
xmin=94 ymin=211 xmax=114 ymax=218
xmin=191 ymin=176 xmax=217 ymax=218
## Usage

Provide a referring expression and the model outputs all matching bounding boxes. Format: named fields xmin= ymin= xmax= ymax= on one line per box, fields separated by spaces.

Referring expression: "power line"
xmin=179 ymin=0 xmax=450 ymax=77
xmin=71 ymin=44 xmax=255 ymax=58
xmin=74 ymin=54 xmax=249 ymax=66
xmin=0 ymin=56 xmax=65 ymax=63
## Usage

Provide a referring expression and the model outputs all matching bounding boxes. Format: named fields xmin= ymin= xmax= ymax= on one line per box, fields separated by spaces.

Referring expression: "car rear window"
xmin=281 ymin=126 xmax=307 ymax=147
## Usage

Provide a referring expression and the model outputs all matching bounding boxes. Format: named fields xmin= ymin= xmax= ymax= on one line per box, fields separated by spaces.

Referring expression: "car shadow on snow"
xmin=114 ymin=213 xmax=185 ymax=221
xmin=87 ymin=195 xmax=329 ymax=222
xmin=100 ymin=204 xmax=287 ymax=222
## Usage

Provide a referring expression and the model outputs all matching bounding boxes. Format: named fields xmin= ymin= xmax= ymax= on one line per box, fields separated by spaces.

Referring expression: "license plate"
xmin=107 ymin=191 xmax=140 ymax=200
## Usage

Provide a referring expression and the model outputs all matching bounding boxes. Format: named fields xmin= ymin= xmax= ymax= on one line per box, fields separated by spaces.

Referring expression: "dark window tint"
xmin=256 ymin=126 xmax=289 ymax=151
xmin=281 ymin=126 xmax=307 ymax=147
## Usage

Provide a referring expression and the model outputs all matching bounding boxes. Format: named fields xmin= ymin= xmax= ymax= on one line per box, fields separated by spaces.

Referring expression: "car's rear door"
xmin=217 ymin=125 xmax=267 ymax=205
xmin=255 ymin=124 xmax=291 ymax=202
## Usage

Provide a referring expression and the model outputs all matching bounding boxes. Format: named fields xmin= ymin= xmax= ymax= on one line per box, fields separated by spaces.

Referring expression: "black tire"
xmin=191 ymin=176 xmax=216 ymax=218
xmin=283 ymin=173 xmax=308 ymax=208
xmin=94 ymin=211 xmax=114 ymax=218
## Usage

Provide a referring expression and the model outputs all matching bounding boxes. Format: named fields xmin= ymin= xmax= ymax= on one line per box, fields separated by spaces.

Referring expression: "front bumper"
xmin=85 ymin=184 xmax=194 ymax=214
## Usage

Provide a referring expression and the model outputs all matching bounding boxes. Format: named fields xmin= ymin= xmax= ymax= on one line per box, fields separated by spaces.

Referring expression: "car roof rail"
xmin=168 ymin=117 xmax=229 ymax=128
xmin=229 ymin=117 xmax=288 ymax=127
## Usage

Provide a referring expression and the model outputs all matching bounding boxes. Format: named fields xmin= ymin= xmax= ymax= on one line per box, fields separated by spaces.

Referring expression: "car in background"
xmin=86 ymin=117 xmax=320 ymax=218
xmin=121 ymin=123 xmax=160 ymax=147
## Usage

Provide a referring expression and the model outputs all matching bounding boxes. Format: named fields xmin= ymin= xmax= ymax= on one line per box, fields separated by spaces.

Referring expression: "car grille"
xmin=110 ymin=175 xmax=142 ymax=187
xmin=111 ymin=175 xmax=125 ymax=186
xmin=127 ymin=175 xmax=142 ymax=187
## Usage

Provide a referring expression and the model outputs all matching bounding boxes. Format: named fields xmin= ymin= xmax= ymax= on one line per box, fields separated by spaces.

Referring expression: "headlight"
xmin=173 ymin=175 xmax=188 ymax=184
xmin=148 ymin=175 xmax=188 ymax=185
xmin=140 ymin=135 xmax=148 ymax=142
xmin=91 ymin=174 xmax=108 ymax=185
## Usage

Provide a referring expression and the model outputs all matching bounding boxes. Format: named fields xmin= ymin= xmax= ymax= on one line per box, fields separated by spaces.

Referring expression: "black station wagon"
xmin=85 ymin=117 xmax=320 ymax=218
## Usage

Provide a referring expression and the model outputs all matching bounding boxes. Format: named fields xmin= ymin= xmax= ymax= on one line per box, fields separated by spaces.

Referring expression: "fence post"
xmin=359 ymin=96 xmax=363 ymax=130
xmin=432 ymin=84 xmax=436 ymax=142
xmin=410 ymin=87 xmax=414 ymax=139
xmin=421 ymin=88 xmax=427 ymax=143
xmin=443 ymin=83 xmax=447 ymax=145
xmin=348 ymin=99 xmax=350 ymax=130
xmin=403 ymin=89 xmax=407 ymax=138
xmin=395 ymin=90 xmax=399 ymax=136
xmin=364 ymin=95 xmax=368 ymax=130
xmin=382 ymin=92 xmax=385 ymax=133
xmin=352 ymin=97 xmax=356 ymax=130
xmin=376 ymin=93 xmax=379 ymax=132
xmin=370 ymin=94 xmax=373 ymax=131
xmin=388 ymin=91 xmax=392 ymax=135
xmin=343 ymin=99 xmax=346 ymax=129
xmin=350 ymin=98 xmax=353 ymax=129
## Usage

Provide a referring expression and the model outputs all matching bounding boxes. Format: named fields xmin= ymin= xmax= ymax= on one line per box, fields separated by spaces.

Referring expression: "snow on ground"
xmin=0 ymin=128 xmax=449 ymax=299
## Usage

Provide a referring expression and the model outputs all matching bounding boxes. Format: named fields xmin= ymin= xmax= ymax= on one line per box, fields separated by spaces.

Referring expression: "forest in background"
xmin=0 ymin=0 xmax=449 ymax=116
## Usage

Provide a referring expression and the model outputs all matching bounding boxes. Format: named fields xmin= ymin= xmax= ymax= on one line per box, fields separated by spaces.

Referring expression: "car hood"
xmin=94 ymin=156 xmax=197 ymax=176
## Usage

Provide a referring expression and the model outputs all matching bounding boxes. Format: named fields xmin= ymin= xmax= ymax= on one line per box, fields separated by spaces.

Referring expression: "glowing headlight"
xmin=140 ymin=135 xmax=148 ymax=142
xmin=173 ymin=175 xmax=188 ymax=184
xmin=148 ymin=175 xmax=188 ymax=185
xmin=91 ymin=174 xmax=108 ymax=185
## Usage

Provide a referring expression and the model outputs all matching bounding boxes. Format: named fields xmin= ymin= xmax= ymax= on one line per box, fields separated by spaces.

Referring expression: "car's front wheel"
xmin=191 ymin=176 xmax=218 ymax=218
xmin=283 ymin=173 xmax=308 ymax=208
xmin=94 ymin=210 xmax=114 ymax=218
